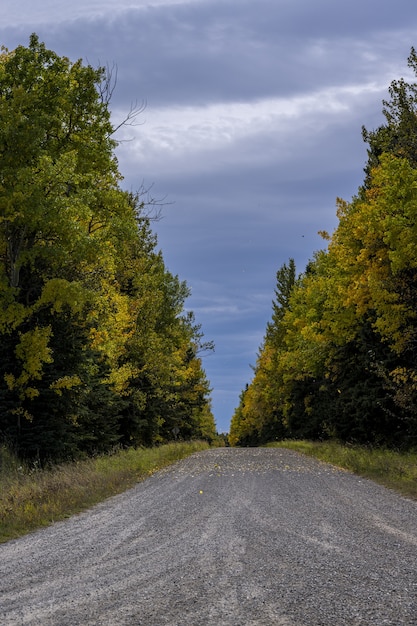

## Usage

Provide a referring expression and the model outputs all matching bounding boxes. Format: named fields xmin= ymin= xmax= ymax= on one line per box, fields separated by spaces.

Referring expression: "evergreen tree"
xmin=362 ymin=47 xmax=417 ymax=187
xmin=230 ymin=260 xmax=296 ymax=446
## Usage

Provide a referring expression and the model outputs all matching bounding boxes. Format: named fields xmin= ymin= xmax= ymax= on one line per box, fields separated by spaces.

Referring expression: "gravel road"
xmin=1 ymin=447 xmax=417 ymax=625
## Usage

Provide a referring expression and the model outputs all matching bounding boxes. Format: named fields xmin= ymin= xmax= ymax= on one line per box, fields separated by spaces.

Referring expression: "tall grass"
xmin=0 ymin=440 xmax=210 ymax=543
xmin=269 ymin=440 xmax=417 ymax=499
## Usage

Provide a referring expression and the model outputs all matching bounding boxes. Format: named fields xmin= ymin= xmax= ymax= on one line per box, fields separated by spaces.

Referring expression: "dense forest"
xmin=0 ymin=35 xmax=216 ymax=462
xmin=230 ymin=48 xmax=417 ymax=450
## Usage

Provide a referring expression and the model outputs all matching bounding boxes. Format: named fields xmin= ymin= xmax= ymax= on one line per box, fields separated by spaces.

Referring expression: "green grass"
xmin=269 ymin=440 xmax=417 ymax=499
xmin=0 ymin=440 xmax=210 ymax=543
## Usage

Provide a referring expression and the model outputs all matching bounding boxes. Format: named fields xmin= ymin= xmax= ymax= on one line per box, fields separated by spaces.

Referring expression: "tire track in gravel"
xmin=1 ymin=447 xmax=417 ymax=625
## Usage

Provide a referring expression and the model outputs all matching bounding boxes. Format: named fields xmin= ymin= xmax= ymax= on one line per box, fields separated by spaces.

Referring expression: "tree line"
xmin=230 ymin=48 xmax=417 ymax=450
xmin=0 ymin=35 xmax=216 ymax=462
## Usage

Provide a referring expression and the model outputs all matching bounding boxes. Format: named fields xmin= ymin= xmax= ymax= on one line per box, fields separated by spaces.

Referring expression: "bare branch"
xmin=196 ymin=340 xmax=215 ymax=356
xmin=98 ymin=61 xmax=118 ymax=105
xmin=111 ymin=99 xmax=147 ymax=138
xmin=95 ymin=61 xmax=147 ymax=138
xmin=129 ymin=182 xmax=174 ymax=222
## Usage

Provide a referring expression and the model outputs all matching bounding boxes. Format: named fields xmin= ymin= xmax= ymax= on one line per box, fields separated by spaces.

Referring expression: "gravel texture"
xmin=1 ymin=447 xmax=417 ymax=625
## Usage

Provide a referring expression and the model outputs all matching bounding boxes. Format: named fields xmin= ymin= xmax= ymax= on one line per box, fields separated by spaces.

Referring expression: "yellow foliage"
xmin=106 ymin=363 xmax=139 ymax=394
xmin=15 ymin=327 xmax=53 ymax=381
xmin=3 ymin=327 xmax=54 ymax=399
xmin=37 ymin=279 xmax=88 ymax=315
xmin=50 ymin=375 xmax=82 ymax=395
xmin=4 ymin=373 xmax=16 ymax=391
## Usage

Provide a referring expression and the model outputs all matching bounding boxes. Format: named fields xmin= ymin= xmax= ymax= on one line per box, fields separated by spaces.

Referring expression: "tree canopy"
xmin=0 ymin=35 xmax=216 ymax=462
xmin=230 ymin=49 xmax=417 ymax=449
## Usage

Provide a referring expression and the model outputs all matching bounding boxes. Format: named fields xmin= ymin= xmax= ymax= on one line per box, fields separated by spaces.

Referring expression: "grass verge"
xmin=268 ymin=440 xmax=417 ymax=500
xmin=0 ymin=440 xmax=210 ymax=544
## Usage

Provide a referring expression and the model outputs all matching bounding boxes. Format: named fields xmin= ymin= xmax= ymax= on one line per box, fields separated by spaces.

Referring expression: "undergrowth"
xmin=269 ymin=440 xmax=417 ymax=500
xmin=0 ymin=440 xmax=210 ymax=543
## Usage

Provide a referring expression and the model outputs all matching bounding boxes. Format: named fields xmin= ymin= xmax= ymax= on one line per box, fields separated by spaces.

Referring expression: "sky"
xmin=1 ymin=0 xmax=417 ymax=434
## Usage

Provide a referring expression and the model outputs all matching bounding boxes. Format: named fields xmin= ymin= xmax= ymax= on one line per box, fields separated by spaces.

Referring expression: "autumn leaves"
xmin=230 ymin=50 xmax=417 ymax=448
xmin=0 ymin=36 xmax=216 ymax=461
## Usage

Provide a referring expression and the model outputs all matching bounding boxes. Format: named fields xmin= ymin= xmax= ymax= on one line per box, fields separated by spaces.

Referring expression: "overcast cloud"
xmin=2 ymin=0 xmax=417 ymax=433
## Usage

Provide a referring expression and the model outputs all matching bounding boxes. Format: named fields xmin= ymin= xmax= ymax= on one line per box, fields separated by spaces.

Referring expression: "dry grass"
xmin=0 ymin=440 xmax=210 ymax=543
xmin=269 ymin=440 xmax=417 ymax=500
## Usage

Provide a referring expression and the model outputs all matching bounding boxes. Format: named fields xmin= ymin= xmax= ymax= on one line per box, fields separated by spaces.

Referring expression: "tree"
xmin=362 ymin=47 xmax=417 ymax=188
xmin=231 ymin=49 xmax=417 ymax=449
xmin=0 ymin=36 xmax=215 ymax=460
xmin=229 ymin=260 xmax=296 ymax=446
xmin=265 ymin=259 xmax=296 ymax=346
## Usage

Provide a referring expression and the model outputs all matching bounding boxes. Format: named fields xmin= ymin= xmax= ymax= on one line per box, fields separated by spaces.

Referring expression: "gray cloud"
xmin=3 ymin=1 xmax=414 ymax=109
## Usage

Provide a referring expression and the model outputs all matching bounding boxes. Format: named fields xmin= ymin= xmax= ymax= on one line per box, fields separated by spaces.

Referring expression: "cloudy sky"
xmin=2 ymin=0 xmax=417 ymax=433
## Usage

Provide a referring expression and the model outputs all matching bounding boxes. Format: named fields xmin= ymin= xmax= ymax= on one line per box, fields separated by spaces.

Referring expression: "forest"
xmin=0 ymin=35 xmax=216 ymax=462
xmin=230 ymin=48 xmax=417 ymax=450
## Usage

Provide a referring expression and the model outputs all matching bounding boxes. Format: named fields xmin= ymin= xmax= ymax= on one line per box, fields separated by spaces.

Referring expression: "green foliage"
xmin=232 ymin=49 xmax=417 ymax=450
xmin=0 ymin=36 xmax=215 ymax=462
xmin=362 ymin=47 xmax=417 ymax=187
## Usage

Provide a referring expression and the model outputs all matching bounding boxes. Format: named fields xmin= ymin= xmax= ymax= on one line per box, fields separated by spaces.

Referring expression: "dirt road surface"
xmin=1 ymin=447 xmax=417 ymax=625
